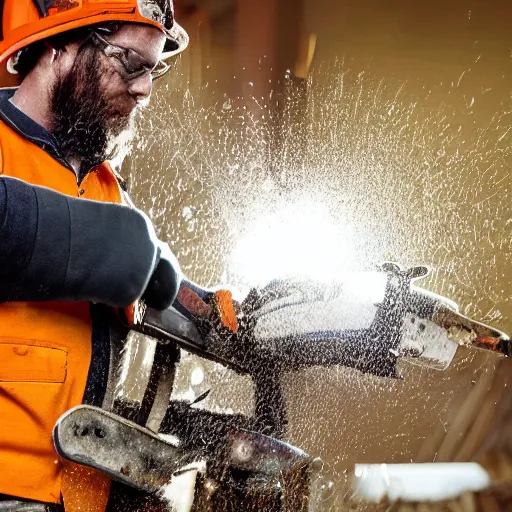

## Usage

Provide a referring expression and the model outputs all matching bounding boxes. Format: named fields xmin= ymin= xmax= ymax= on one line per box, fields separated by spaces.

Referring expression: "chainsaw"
xmin=53 ymin=263 xmax=510 ymax=511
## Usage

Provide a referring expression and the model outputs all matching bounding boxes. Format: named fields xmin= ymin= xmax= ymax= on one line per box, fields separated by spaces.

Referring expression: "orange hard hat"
xmin=0 ymin=0 xmax=189 ymax=67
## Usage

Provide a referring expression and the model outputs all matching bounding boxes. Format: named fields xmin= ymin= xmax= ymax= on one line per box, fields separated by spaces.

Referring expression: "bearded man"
xmin=0 ymin=1 xmax=189 ymax=510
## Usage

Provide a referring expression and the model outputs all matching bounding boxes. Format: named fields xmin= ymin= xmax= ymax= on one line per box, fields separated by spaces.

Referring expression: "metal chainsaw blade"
xmin=53 ymin=405 xmax=201 ymax=493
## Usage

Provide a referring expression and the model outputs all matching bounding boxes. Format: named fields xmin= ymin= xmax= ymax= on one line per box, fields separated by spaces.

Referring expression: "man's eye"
xmin=124 ymin=62 xmax=145 ymax=75
xmin=123 ymin=51 xmax=148 ymax=74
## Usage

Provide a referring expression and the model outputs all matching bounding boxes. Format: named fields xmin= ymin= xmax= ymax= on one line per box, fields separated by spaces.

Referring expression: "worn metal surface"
xmin=53 ymin=405 xmax=199 ymax=493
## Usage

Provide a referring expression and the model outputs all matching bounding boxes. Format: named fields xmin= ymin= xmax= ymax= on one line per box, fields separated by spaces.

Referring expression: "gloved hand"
xmin=142 ymin=240 xmax=182 ymax=310
xmin=0 ymin=176 xmax=181 ymax=309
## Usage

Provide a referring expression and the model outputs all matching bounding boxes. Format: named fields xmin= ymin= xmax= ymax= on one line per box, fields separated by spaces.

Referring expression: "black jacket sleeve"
xmin=0 ymin=176 xmax=179 ymax=308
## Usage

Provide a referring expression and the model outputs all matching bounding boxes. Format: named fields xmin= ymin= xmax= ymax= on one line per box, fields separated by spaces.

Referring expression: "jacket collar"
xmin=0 ymin=87 xmax=77 ymax=177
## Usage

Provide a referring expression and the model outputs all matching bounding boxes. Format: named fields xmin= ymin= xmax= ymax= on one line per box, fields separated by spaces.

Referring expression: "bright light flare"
xmin=227 ymin=198 xmax=356 ymax=288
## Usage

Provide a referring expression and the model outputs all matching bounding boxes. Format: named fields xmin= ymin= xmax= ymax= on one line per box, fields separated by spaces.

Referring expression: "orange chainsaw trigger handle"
xmin=214 ymin=290 xmax=239 ymax=333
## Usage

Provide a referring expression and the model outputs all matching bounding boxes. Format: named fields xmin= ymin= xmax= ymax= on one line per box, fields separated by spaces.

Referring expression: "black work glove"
xmin=0 ymin=176 xmax=181 ymax=309
xmin=142 ymin=241 xmax=182 ymax=310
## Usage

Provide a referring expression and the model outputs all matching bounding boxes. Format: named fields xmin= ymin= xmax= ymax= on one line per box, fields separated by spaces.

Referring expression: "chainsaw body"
xmin=53 ymin=264 xmax=509 ymax=511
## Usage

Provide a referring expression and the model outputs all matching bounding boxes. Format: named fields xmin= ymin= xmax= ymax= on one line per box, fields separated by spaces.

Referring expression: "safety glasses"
xmin=91 ymin=31 xmax=170 ymax=81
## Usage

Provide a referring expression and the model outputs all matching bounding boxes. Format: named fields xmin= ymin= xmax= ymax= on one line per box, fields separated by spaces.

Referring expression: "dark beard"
xmin=50 ymin=43 xmax=134 ymax=180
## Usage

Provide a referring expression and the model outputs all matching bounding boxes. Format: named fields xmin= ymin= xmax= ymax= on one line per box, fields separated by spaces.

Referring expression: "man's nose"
xmin=127 ymin=73 xmax=153 ymax=100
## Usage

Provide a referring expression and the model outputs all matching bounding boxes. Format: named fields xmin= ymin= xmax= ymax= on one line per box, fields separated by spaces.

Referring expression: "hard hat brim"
xmin=0 ymin=5 xmax=189 ymax=65
xmin=161 ymin=21 xmax=189 ymax=61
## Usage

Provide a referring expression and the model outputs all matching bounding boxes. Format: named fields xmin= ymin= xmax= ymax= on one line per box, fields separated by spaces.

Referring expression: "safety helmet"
xmin=0 ymin=0 xmax=189 ymax=72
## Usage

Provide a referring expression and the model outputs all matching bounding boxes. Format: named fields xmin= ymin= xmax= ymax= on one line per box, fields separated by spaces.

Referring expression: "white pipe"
xmin=352 ymin=463 xmax=491 ymax=502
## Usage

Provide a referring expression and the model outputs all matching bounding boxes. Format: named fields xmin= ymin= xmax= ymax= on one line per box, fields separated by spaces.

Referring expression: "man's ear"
xmin=45 ymin=41 xmax=78 ymax=76
xmin=42 ymin=42 xmax=61 ymax=66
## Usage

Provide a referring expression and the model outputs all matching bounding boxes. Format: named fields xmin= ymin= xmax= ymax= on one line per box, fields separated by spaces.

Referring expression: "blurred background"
xmin=123 ymin=0 xmax=511 ymax=508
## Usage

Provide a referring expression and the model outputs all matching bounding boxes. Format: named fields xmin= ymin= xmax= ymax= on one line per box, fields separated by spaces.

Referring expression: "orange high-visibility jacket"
xmin=0 ymin=87 xmax=125 ymax=504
